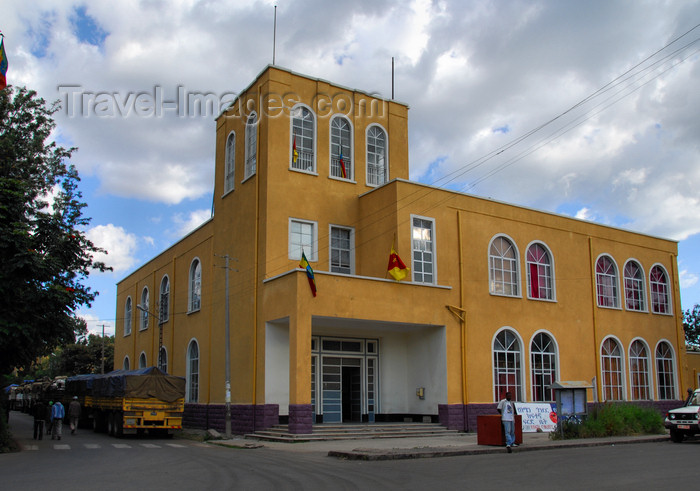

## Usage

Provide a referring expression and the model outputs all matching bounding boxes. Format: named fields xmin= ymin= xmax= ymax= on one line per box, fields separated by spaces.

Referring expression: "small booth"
xmin=551 ymin=381 xmax=593 ymax=436
xmin=476 ymin=414 xmax=523 ymax=446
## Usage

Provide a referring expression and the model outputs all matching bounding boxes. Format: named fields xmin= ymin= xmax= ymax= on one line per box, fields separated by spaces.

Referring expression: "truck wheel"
xmin=670 ymin=429 xmax=684 ymax=443
xmin=107 ymin=412 xmax=115 ymax=436
xmin=114 ymin=412 xmax=124 ymax=438
xmin=93 ymin=412 xmax=104 ymax=433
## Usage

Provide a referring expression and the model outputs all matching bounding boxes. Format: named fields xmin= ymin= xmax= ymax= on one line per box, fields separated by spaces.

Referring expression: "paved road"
xmin=3 ymin=411 xmax=697 ymax=490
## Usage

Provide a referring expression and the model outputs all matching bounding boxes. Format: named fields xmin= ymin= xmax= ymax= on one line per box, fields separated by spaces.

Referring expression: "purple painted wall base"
xmin=183 ymin=403 xmax=279 ymax=434
xmin=288 ymin=404 xmax=313 ymax=434
xmin=438 ymin=403 xmax=499 ymax=432
xmin=438 ymin=404 xmax=466 ymax=431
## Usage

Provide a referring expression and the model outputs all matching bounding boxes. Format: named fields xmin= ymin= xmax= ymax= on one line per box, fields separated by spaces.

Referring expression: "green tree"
xmin=683 ymin=304 xmax=700 ymax=348
xmin=54 ymin=331 xmax=115 ymax=375
xmin=0 ymin=86 xmax=110 ymax=375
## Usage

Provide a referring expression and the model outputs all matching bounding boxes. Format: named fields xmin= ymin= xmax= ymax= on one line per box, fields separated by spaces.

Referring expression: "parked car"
xmin=665 ymin=389 xmax=700 ymax=443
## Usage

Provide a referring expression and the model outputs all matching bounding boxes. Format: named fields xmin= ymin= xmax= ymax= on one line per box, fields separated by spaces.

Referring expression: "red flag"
xmin=293 ymin=135 xmax=299 ymax=164
xmin=387 ymin=246 xmax=409 ymax=281
xmin=339 ymin=149 xmax=347 ymax=179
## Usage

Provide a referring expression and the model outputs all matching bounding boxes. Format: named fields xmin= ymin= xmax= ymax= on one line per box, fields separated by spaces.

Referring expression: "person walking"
xmin=51 ymin=400 xmax=65 ymax=440
xmin=33 ymin=399 xmax=46 ymax=440
xmin=497 ymin=391 xmax=517 ymax=453
xmin=45 ymin=401 xmax=53 ymax=436
xmin=68 ymin=396 xmax=81 ymax=435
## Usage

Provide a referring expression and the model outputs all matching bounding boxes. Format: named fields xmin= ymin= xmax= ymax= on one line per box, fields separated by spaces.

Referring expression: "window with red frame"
xmin=526 ymin=243 xmax=553 ymax=300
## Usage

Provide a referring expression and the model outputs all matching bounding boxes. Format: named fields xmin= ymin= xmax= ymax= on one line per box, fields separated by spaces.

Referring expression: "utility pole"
xmin=216 ymin=254 xmax=237 ymax=439
xmin=98 ymin=324 xmax=106 ymax=374
xmin=224 ymin=254 xmax=231 ymax=438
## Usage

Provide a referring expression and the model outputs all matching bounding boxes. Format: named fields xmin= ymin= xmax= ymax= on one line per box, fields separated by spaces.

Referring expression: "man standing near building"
xmin=51 ymin=400 xmax=65 ymax=440
xmin=497 ymin=391 xmax=517 ymax=453
xmin=68 ymin=396 xmax=81 ymax=435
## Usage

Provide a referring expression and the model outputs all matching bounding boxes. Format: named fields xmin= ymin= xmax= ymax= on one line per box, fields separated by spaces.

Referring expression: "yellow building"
xmin=115 ymin=65 xmax=689 ymax=434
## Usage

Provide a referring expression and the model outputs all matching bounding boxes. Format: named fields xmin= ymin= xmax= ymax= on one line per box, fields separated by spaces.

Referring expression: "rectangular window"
xmin=289 ymin=218 xmax=317 ymax=261
xmin=412 ymin=216 xmax=436 ymax=284
xmin=330 ymin=225 xmax=353 ymax=274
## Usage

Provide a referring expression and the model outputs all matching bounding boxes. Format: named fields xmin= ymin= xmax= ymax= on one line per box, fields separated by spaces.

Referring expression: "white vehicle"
xmin=665 ymin=389 xmax=700 ymax=443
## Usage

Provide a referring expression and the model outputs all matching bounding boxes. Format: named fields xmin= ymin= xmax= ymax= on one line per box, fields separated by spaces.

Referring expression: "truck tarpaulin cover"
xmin=70 ymin=367 xmax=185 ymax=402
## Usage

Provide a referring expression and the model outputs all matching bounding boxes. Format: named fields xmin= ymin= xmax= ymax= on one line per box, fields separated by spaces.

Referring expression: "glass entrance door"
xmin=312 ymin=336 xmax=379 ymax=424
xmin=342 ymin=364 xmax=362 ymax=422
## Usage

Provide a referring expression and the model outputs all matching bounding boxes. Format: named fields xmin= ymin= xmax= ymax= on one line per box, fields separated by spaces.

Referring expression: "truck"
xmin=65 ymin=367 xmax=186 ymax=438
xmin=664 ymin=388 xmax=700 ymax=443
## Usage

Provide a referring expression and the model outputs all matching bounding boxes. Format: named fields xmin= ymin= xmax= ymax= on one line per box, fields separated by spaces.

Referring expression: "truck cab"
xmin=665 ymin=389 xmax=700 ymax=443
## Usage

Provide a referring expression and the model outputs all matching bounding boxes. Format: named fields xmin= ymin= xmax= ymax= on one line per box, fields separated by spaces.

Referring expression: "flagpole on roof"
xmin=272 ymin=5 xmax=277 ymax=65
xmin=391 ymin=57 xmax=394 ymax=99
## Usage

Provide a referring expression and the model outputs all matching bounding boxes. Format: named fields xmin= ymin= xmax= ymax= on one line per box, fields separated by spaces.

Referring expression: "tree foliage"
xmin=0 ymin=86 xmax=110 ymax=375
xmin=683 ymin=304 xmax=700 ymax=348
xmin=55 ymin=332 xmax=115 ymax=376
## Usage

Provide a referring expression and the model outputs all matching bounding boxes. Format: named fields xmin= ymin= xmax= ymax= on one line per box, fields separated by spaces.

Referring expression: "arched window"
xmin=189 ymin=259 xmax=202 ymax=312
xmin=330 ymin=116 xmax=352 ymax=179
xmin=245 ymin=112 xmax=257 ymax=179
xmin=291 ymin=106 xmax=315 ymax=171
xmin=138 ymin=352 xmax=147 ymax=369
xmin=224 ymin=131 xmax=235 ymax=193
xmin=493 ymin=329 xmax=522 ymax=401
xmin=526 ymin=243 xmax=553 ymax=300
xmin=140 ymin=287 xmax=149 ymax=330
xmin=187 ymin=340 xmax=200 ymax=403
xmin=489 ymin=236 xmax=519 ymax=296
xmin=629 ymin=340 xmax=650 ymax=400
xmin=596 ymin=255 xmax=619 ymax=308
xmin=366 ymin=125 xmax=387 ymax=186
xmin=124 ymin=297 xmax=132 ymax=336
xmin=623 ymin=260 xmax=646 ymax=311
xmin=158 ymin=346 xmax=168 ymax=373
xmin=650 ymin=265 xmax=670 ymax=314
xmin=159 ymin=275 xmax=170 ymax=324
xmin=531 ymin=333 xmax=557 ymax=402
xmin=123 ymin=356 xmax=130 ymax=370
xmin=601 ymin=338 xmax=624 ymax=401
xmin=655 ymin=341 xmax=676 ymax=400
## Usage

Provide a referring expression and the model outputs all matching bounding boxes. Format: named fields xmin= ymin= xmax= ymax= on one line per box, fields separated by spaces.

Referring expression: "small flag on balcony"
xmin=387 ymin=245 xmax=409 ymax=281
xmin=339 ymin=149 xmax=347 ymax=179
xmin=299 ymin=251 xmax=317 ymax=297
xmin=293 ymin=135 xmax=299 ymax=164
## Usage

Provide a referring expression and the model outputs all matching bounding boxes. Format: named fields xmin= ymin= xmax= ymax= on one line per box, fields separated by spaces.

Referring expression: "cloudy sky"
xmin=3 ymin=0 xmax=699 ymax=335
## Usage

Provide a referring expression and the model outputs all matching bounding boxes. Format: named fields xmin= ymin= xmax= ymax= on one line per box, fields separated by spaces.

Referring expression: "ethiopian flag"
xmin=0 ymin=36 xmax=8 ymax=90
xmin=387 ymin=246 xmax=409 ymax=281
xmin=299 ymin=251 xmax=317 ymax=297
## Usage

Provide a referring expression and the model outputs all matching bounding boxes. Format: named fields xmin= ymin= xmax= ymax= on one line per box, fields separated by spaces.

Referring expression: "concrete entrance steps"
xmin=245 ymin=423 xmax=460 ymax=442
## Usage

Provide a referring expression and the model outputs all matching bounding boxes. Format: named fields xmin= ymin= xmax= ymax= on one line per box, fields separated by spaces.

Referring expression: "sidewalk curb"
xmin=327 ymin=436 xmax=669 ymax=460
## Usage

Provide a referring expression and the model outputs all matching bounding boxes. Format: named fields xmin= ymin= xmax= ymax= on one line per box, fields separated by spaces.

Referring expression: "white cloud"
xmin=76 ymin=310 xmax=115 ymax=337
xmin=575 ymin=207 xmax=595 ymax=221
xmin=86 ymin=223 xmax=139 ymax=273
xmin=173 ymin=209 xmax=212 ymax=237
xmin=680 ymin=269 xmax=699 ymax=289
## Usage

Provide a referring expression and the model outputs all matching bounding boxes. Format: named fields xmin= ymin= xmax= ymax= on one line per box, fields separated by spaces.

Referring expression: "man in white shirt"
xmin=497 ymin=391 xmax=517 ymax=452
